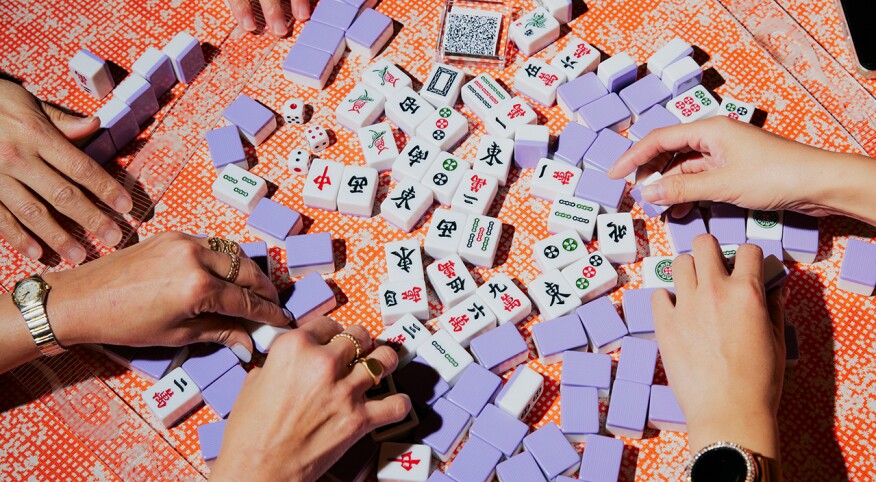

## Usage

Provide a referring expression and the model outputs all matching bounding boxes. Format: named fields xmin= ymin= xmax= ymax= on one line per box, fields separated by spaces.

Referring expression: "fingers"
xmin=290 ymin=0 xmax=311 ymax=20
xmin=362 ymin=393 xmax=412 ymax=432
xmin=690 ymin=234 xmax=728 ymax=282
xmin=639 ymin=170 xmax=726 ymax=207
xmin=669 ymin=203 xmax=696 ymax=218
xmin=732 ymin=243 xmax=765 ymax=281
xmin=189 ymin=316 xmax=255 ymax=363
xmin=208 ymin=279 xmax=292 ymax=327
xmin=325 ymin=325 xmax=373 ymax=368
xmin=259 ymin=0 xmax=288 ymax=36
xmin=228 ymin=0 xmax=257 ymax=31
xmin=0 ymin=176 xmax=86 ymax=263
xmin=40 ymin=102 xmax=100 ymax=141
xmin=348 ymin=346 xmax=399 ymax=396
xmin=201 ymin=245 xmax=280 ymax=304
xmin=0 ymin=199 xmax=42 ymax=259
xmin=671 ymin=253 xmax=697 ymax=294
xmin=607 ymin=122 xmax=706 ymax=179
xmin=298 ymin=315 xmax=343 ymax=343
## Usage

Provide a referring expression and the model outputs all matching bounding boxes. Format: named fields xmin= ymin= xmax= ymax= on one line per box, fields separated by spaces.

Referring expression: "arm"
xmin=607 ymin=116 xmax=876 ymax=226
xmin=0 ymin=232 xmax=291 ymax=374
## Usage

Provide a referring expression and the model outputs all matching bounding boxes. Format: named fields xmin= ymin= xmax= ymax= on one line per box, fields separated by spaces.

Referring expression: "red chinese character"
xmin=507 ymin=103 xmax=525 ymax=119
xmin=153 ymin=389 xmax=174 ymax=409
xmin=402 ymin=287 xmax=422 ymax=303
xmin=386 ymin=334 xmax=406 ymax=348
xmin=573 ymin=43 xmax=591 ymax=58
xmin=538 ymin=73 xmax=559 ymax=86
xmin=470 ymin=175 xmax=487 ymax=193
xmin=553 ymin=170 xmax=574 ymax=185
xmin=449 ymin=314 xmax=469 ymax=332
xmin=313 ymin=166 xmax=332 ymax=191
xmin=390 ymin=451 xmax=421 ymax=471
xmin=437 ymin=261 xmax=456 ymax=278
xmin=501 ymin=293 xmax=521 ymax=312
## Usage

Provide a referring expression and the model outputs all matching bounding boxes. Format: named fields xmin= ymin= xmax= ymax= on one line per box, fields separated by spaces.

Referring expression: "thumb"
xmin=41 ymin=101 xmax=101 ymax=141
xmin=641 ymin=171 xmax=724 ymax=206
xmin=192 ymin=316 xmax=254 ymax=363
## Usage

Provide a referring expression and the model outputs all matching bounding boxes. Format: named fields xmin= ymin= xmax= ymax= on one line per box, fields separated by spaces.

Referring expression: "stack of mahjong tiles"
xmin=282 ymin=1 xmax=394 ymax=89
xmin=74 ymin=31 xmax=205 ymax=166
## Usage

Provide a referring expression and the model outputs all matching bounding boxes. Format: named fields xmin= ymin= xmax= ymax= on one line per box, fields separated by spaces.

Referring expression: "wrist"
xmin=687 ymin=408 xmax=779 ymax=460
xmin=814 ymin=152 xmax=876 ymax=226
xmin=42 ymin=271 xmax=93 ymax=347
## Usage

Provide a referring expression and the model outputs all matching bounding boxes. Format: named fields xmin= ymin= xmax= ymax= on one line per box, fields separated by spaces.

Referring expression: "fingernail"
xmin=641 ymin=184 xmax=665 ymax=203
xmin=26 ymin=245 xmax=42 ymax=260
xmin=606 ymin=165 xmax=616 ymax=177
xmin=781 ymin=286 xmax=791 ymax=303
xmin=114 ymin=194 xmax=132 ymax=213
xmin=68 ymin=246 xmax=86 ymax=264
xmin=272 ymin=19 xmax=287 ymax=36
xmin=231 ymin=343 xmax=252 ymax=363
xmin=295 ymin=4 xmax=310 ymax=20
xmin=102 ymin=225 xmax=122 ymax=246
xmin=283 ymin=308 xmax=295 ymax=322
xmin=242 ymin=16 xmax=256 ymax=31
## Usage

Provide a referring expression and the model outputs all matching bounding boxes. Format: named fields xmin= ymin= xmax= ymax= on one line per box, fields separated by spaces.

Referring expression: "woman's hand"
xmin=607 ymin=116 xmax=876 ymax=224
xmin=227 ymin=0 xmax=312 ymax=37
xmin=211 ymin=317 xmax=411 ymax=482
xmin=44 ymin=232 xmax=291 ymax=362
xmin=652 ymin=234 xmax=787 ymax=459
xmin=0 ymin=80 xmax=133 ymax=263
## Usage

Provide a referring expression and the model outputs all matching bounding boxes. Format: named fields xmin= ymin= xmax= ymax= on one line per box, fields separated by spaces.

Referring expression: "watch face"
xmin=691 ymin=446 xmax=751 ymax=481
xmin=14 ymin=279 xmax=42 ymax=305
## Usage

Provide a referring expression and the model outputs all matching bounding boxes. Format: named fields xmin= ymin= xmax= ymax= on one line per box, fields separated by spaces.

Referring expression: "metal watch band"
xmin=20 ymin=291 xmax=66 ymax=357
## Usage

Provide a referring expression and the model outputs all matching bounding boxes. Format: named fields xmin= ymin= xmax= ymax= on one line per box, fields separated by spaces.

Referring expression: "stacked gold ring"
xmin=331 ymin=333 xmax=362 ymax=363
xmin=208 ymin=237 xmax=241 ymax=283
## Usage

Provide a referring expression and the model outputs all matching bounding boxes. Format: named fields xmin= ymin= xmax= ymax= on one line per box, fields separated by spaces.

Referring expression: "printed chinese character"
xmin=407 ymin=145 xmax=429 ymax=167
xmin=347 ymin=175 xmax=368 ymax=194
xmin=449 ymin=314 xmax=469 ymax=332
xmin=391 ymin=187 xmax=416 ymax=210
xmin=313 ymin=166 xmax=331 ymax=191
xmin=507 ymin=104 xmax=525 ymax=119
xmin=436 ymin=219 xmax=457 ymax=238
xmin=437 ymin=260 xmax=456 ymax=278
xmin=399 ymin=96 xmax=420 ymax=114
xmin=447 ymin=276 xmax=466 ymax=293
xmin=525 ymin=63 xmax=542 ymax=78
xmin=389 ymin=451 xmax=421 ymax=471
xmin=607 ymin=221 xmax=627 ymax=242
xmin=153 ymin=389 xmax=174 ymax=409
xmin=487 ymin=282 xmax=507 ymax=299
xmin=480 ymin=142 xmax=503 ymax=166
xmin=402 ymin=287 xmax=423 ymax=302
xmin=403 ymin=323 xmax=422 ymax=339
xmin=384 ymin=290 xmax=398 ymax=307
xmin=501 ymin=293 xmax=521 ymax=312
xmin=538 ymin=73 xmax=559 ymax=86
xmin=545 ymin=281 xmax=571 ymax=306
xmin=391 ymin=246 xmax=415 ymax=273
xmin=467 ymin=303 xmax=486 ymax=319
xmin=553 ymin=170 xmax=574 ymax=185
xmin=560 ymin=56 xmax=577 ymax=69
xmin=470 ymin=175 xmax=487 ymax=193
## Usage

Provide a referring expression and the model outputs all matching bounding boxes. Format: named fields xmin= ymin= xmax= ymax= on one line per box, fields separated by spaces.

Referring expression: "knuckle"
xmin=51 ymin=183 xmax=81 ymax=207
xmin=20 ymin=116 xmax=48 ymax=139
xmin=667 ymin=175 xmax=687 ymax=200
xmin=67 ymin=156 xmax=96 ymax=182
xmin=346 ymin=411 xmax=368 ymax=435
xmin=17 ymin=200 xmax=48 ymax=223
xmin=0 ymin=140 xmax=21 ymax=167
xmin=187 ymin=270 xmax=215 ymax=295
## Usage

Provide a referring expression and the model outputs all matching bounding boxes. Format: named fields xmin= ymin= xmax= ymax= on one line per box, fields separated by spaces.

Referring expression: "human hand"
xmin=43 ymin=232 xmax=291 ymax=362
xmin=227 ymin=0 xmax=311 ymax=37
xmin=652 ymin=234 xmax=787 ymax=459
xmin=211 ymin=317 xmax=411 ymax=482
xmin=607 ymin=116 xmax=852 ymax=219
xmin=0 ymin=80 xmax=133 ymax=264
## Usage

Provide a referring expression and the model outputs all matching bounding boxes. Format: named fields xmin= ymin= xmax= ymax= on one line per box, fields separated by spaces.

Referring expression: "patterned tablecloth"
xmin=1 ymin=0 xmax=874 ymax=480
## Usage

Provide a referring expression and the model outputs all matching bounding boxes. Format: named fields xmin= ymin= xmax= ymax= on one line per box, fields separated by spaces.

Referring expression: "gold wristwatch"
xmin=13 ymin=275 xmax=65 ymax=356
xmin=686 ymin=441 xmax=775 ymax=482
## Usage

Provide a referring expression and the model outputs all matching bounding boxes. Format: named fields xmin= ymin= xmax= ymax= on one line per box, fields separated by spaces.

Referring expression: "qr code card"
xmin=442 ymin=7 xmax=502 ymax=58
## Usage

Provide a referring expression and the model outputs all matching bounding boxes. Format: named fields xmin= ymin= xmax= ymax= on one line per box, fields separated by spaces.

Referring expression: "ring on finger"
xmin=225 ymin=252 xmax=241 ymax=283
xmin=355 ymin=357 xmax=384 ymax=387
xmin=208 ymin=237 xmax=240 ymax=255
xmin=330 ymin=333 xmax=361 ymax=364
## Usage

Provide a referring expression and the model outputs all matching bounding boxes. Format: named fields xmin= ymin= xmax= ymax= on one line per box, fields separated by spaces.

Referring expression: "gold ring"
xmin=208 ymin=237 xmax=240 ymax=255
xmin=331 ymin=333 xmax=361 ymax=363
xmin=356 ymin=357 xmax=384 ymax=387
xmin=225 ymin=253 xmax=241 ymax=283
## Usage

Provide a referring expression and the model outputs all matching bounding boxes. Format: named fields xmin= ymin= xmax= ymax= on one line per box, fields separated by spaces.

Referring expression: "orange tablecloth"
xmin=1 ymin=0 xmax=874 ymax=480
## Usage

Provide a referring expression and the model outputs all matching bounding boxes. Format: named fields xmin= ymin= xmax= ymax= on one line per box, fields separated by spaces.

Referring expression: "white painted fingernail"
xmin=283 ymin=308 xmax=294 ymax=321
xmin=231 ymin=343 xmax=252 ymax=363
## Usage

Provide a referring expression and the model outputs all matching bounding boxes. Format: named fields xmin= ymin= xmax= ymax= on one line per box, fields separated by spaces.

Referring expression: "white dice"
xmin=363 ymin=59 xmax=413 ymax=98
xmin=337 ymin=165 xmax=378 ymax=217
xmin=530 ymin=158 xmax=581 ymax=201
xmin=421 ymin=63 xmax=466 ymax=107
xmin=550 ymin=36 xmax=600 ymax=80
xmin=477 ymin=273 xmax=533 ymax=325
xmin=437 ymin=294 xmax=497 ymax=348
xmin=561 ymin=250 xmax=618 ymax=302
xmin=414 ymin=106 xmax=469 ymax=151
xmin=539 ymin=0 xmax=573 ymax=23
xmin=385 ymin=239 xmax=425 ymax=282
xmin=392 ymin=137 xmax=439 ymax=183
xmin=142 ymin=367 xmax=203 ymax=428
xmin=421 ymin=153 xmax=471 ymax=205
xmin=212 ymin=164 xmax=268 ymax=214
xmin=416 ymin=330 xmax=474 ymax=385
xmin=379 ymin=278 xmax=430 ymax=324
xmin=666 ymin=85 xmax=719 ymax=123
xmin=381 ymin=180 xmax=434 ymax=232
xmin=548 ymin=196 xmax=599 ymax=241
xmin=376 ymin=314 xmax=431 ymax=369
xmin=303 ymin=124 xmax=330 ymax=153
xmin=533 ymin=230 xmax=588 ymax=271
xmin=427 ymin=254 xmax=477 ymax=309
xmin=747 ymin=210 xmax=784 ymax=241
xmin=718 ymin=97 xmax=755 ymax=123
xmin=509 ymin=7 xmax=560 ymax=57
xmin=335 ymin=84 xmax=386 ymax=131
xmin=496 ymin=364 xmax=544 ymax=420
xmin=597 ymin=213 xmax=637 ymax=264
xmin=458 ymin=214 xmax=503 ymax=268
xmin=287 ymin=149 xmax=311 ymax=176
xmin=451 ymin=171 xmax=499 ymax=216
xmin=282 ymin=98 xmax=305 ymax=124
xmin=358 ymin=121 xmax=400 ymax=172
xmin=386 ymin=87 xmax=436 ymax=136
xmin=473 ymin=135 xmax=514 ymax=186
xmin=514 ymin=58 xmax=566 ymax=106
xmin=376 ymin=442 xmax=432 ymax=482
xmin=69 ymin=49 xmax=114 ymax=99
xmin=642 ymin=256 xmax=675 ymax=289
xmin=303 ymin=158 xmax=345 ymax=211
xmin=529 ymin=269 xmax=581 ymax=320
xmin=424 ymin=208 xmax=467 ymax=259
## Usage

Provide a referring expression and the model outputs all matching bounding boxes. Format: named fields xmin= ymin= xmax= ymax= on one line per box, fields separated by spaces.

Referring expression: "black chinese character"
xmin=525 ymin=63 xmax=541 ymax=78
xmin=447 ymin=276 xmax=466 ymax=293
xmin=392 ymin=246 xmax=414 ymax=273
xmin=391 ymin=187 xmax=416 ymax=210
xmin=399 ymin=96 xmax=420 ymax=114
xmin=436 ymin=219 xmax=457 ymax=238
xmin=403 ymin=323 xmax=422 ymax=338
xmin=407 ymin=145 xmax=429 ymax=167
xmin=467 ymin=303 xmax=486 ymax=319
xmin=545 ymin=282 xmax=571 ymax=306
xmin=560 ymin=56 xmax=577 ymax=69
xmin=347 ymin=175 xmax=368 ymax=194
xmin=487 ymin=282 xmax=507 ymax=299
xmin=607 ymin=221 xmax=627 ymax=242
xmin=384 ymin=290 xmax=398 ymax=307
xmin=480 ymin=142 xmax=503 ymax=167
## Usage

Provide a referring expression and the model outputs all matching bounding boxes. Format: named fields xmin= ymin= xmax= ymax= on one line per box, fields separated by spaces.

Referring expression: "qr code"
xmin=443 ymin=9 xmax=501 ymax=57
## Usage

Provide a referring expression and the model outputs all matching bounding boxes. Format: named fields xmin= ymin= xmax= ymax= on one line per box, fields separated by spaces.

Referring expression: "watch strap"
xmin=16 ymin=276 xmax=66 ymax=357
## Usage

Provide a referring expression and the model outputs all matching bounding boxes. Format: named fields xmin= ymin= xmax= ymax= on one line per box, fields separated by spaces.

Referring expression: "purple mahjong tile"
xmin=248 ymin=198 xmax=302 ymax=242
xmin=531 ymin=313 xmax=588 ymax=363
xmin=496 ymin=451 xmax=547 ymax=482
xmin=469 ymin=403 xmax=529 ymax=458
xmin=164 ymin=32 xmax=205 ymax=84
xmin=621 ymin=288 xmax=658 ymax=339
xmin=282 ymin=272 xmax=337 ymax=324
xmin=514 ymin=138 xmax=549 ymax=169
xmin=782 ymin=211 xmax=818 ymax=262
xmin=614 ymin=336 xmax=658 ymax=385
xmin=96 ymin=99 xmax=139 ymax=150
xmin=82 ymin=129 xmax=116 ymax=165
xmin=202 ymin=364 xmax=247 ymax=418
xmin=662 ymin=57 xmax=702 ymax=97
xmin=240 ymin=241 xmax=269 ymax=275
xmin=575 ymin=297 xmax=628 ymax=353
xmin=666 ymin=209 xmax=707 ymax=254
xmin=582 ymin=129 xmax=632 ymax=173
xmin=576 ymin=93 xmax=631 ymax=132
xmin=416 ymin=397 xmax=472 ymax=460
xmin=763 ymin=254 xmax=790 ymax=291
xmin=560 ymin=385 xmax=599 ymax=439
xmin=629 ymin=183 xmax=668 ymax=218
xmin=523 ymin=422 xmax=580 ymax=479
xmin=324 ymin=435 xmax=378 ymax=482
xmin=181 ymin=345 xmax=240 ymax=390
xmin=132 ymin=47 xmax=176 ymax=97
xmin=197 ymin=419 xmax=227 ymax=464
xmin=286 ymin=232 xmax=333 ymax=273
xmin=839 ymin=239 xmax=876 ymax=292
xmin=346 ymin=8 xmax=393 ymax=49
xmin=469 ymin=322 xmax=529 ymax=374
xmin=627 ymin=104 xmax=679 ymax=141
xmin=574 ymin=168 xmax=626 ymax=212
xmin=426 ymin=471 xmax=455 ymax=482
xmin=311 ymin=0 xmax=359 ymax=30
xmin=282 ymin=44 xmax=333 ymax=83
xmin=115 ymin=74 xmax=159 ymax=126
xmin=619 ymin=74 xmax=671 ymax=120
xmin=446 ymin=436 xmax=503 ymax=482
xmin=747 ymin=238 xmax=783 ymax=260
xmin=709 ymin=203 xmax=747 ymax=245
xmin=648 ymin=384 xmax=686 ymax=432
xmin=445 ymin=363 xmax=502 ymax=417
xmin=557 ymin=72 xmax=608 ymax=116
xmin=296 ymin=21 xmax=346 ymax=59
xmin=206 ymin=125 xmax=247 ymax=170
xmin=224 ymin=94 xmax=275 ymax=141
xmin=599 ymin=55 xmax=637 ymax=92
xmin=560 ymin=351 xmax=612 ymax=396
xmin=130 ymin=346 xmax=187 ymax=381
xmin=606 ymin=379 xmax=650 ymax=438
xmin=554 ymin=121 xmax=597 ymax=166
xmin=394 ymin=356 xmax=450 ymax=406
xmin=579 ymin=434 xmax=624 ymax=482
